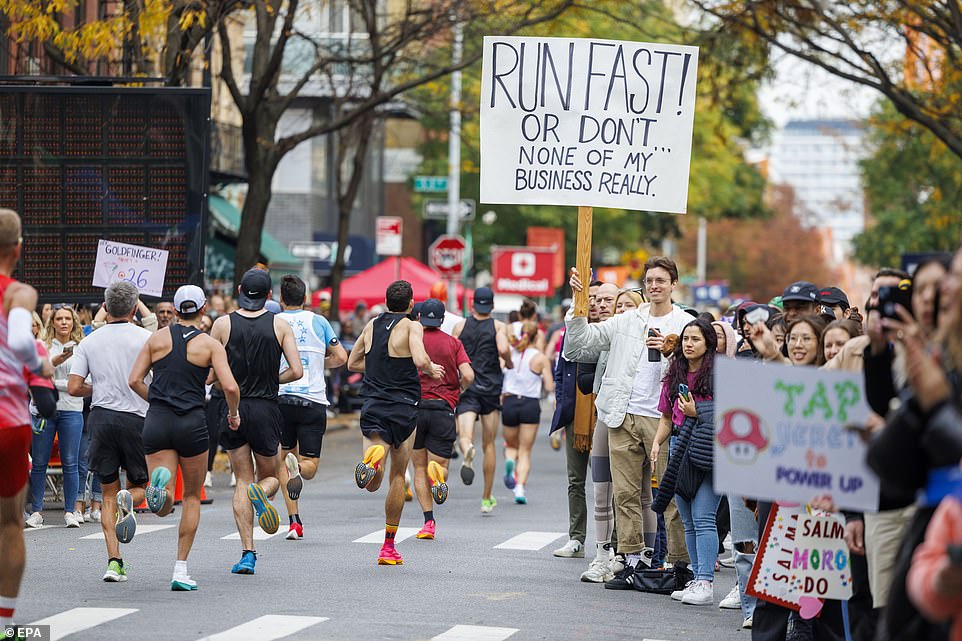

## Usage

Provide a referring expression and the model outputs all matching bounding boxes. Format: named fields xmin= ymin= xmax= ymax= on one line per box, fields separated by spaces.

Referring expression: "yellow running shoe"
xmin=428 ymin=461 xmax=448 ymax=504
xmin=355 ymin=444 xmax=386 ymax=489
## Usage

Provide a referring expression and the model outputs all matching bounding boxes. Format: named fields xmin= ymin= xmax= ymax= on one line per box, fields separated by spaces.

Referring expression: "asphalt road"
xmin=17 ymin=416 xmax=751 ymax=641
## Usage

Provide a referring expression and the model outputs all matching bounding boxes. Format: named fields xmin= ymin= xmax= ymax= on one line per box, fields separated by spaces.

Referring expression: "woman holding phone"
xmin=25 ymin=305 xmax=87 ymax=528
xmin=651 ymin=319 xmax=719 ymax=605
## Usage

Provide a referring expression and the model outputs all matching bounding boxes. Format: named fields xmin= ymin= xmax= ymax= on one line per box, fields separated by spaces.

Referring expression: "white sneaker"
xmin=25 ymin=511 xmax=43 ymax=528
xmin=719 ymin=584 xmax=741 ymax=609
xmin=513 ymin=484 xmax=527 ymax=504
xmin=671 ymin=580 xmax=696 ymax=601
xmin=204 ymin=471 xmax=212 ymax=488
xmin=580 ymin=558 xmax=613 ymax=583
xmin=610 ymin=554 xmax=625 ymax=576
xmin=742 ymin=617 xmax=753 ymax=629
xmin=553 ymin=539 xmax=584 ymax=558
xmin=89 ymin=509 xmax=102 ymax=523
xmin=64 ymin=512 xmax=81 ymax=528
xmin=682 ymin=580 xmax=714 ymax=605
xmin=73 ymin=510 xmax=85 ymax=524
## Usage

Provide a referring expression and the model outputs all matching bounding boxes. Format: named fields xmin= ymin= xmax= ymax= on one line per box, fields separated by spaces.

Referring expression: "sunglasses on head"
xmin=52 ymin=303 xmax=73 ymax=311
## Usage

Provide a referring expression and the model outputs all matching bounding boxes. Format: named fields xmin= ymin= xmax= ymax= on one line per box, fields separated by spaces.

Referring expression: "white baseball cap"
xmin=173 ymin=285 xmax=206 ymax=314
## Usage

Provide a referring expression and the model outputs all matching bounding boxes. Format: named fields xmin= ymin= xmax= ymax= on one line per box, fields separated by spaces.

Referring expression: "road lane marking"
xmin=353 ymin=527 xmax=419 ymax=543
xmin=493 ymin=531 xmax=566 ymax=551
xmin=432 ymin=625 xmax=519 ymax=641
xmin=220 ymin=530 xmax=280 ymax=541
xmin=79 ymin=524 xmax=175 ymax=540
xmin=195 ymin=615 xmax=328 ymax=641
xmin=31 ymin=607 xmax=138 ymax=641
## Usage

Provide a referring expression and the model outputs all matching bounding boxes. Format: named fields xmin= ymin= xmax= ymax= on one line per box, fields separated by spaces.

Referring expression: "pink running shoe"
xmin=416 ymin=520 xmax=436 ymax=540
xmin=378 ymin=543 xmax=404 ymax=565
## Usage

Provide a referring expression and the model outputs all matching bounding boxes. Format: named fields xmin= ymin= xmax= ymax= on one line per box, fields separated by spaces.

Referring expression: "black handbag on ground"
xmin=631 ymin=563 xmax=694 ymax=595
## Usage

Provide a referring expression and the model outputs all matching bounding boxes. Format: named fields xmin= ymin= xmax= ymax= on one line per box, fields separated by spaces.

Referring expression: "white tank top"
xmin=502 ymin=347 xmax=542 ymax=398
xmin=278 ymin=310 xmax=328 ymax=405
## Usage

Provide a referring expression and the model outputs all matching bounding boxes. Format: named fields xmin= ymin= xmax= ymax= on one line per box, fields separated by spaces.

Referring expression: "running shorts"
xmin=501 ymin=395 xmax=541 ymax=427
xmin=143 ymin=404 xmax=209 ymax=458
xmin=360 ymin=397 xmax=417 ymax=448
xmin=278 ymin=396 xmax=327 ymax=458
xmin=219 ymin=398 xmax=282 ymax=458
xmin=0 ymin=425 xmax=30 ymax=497
xmin=456 ymin=388 xmax=501 ymax=417
xmin=414 ymin=399 xmax=456 ymax=458
xmin=88 ymin=407 xmax=148 ymax=485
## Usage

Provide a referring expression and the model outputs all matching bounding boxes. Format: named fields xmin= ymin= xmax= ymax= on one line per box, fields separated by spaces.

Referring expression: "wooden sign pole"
xmin=573 ymin=206 xmax=593 ymax=317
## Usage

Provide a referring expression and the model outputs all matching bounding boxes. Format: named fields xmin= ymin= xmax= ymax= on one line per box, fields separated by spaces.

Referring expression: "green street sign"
xmin=414 ymin=175 xmax=448 ymax=193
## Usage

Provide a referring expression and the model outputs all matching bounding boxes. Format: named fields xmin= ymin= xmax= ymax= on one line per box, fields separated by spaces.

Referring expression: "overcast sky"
xmin=759 ymin=53 xmax=880 ymax=127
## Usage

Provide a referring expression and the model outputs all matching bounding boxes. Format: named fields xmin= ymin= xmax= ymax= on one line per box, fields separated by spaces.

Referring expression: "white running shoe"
xmin=25 ymin=511 xmax=43 ymax=528
xmin=64 ymin=511 xmax=81 ymax=528
xmin=682 ymin=580 xmax=714 ymax=605
xmin=89 ymin=509 xmax=102 ymax=523
xmin=580 ymin=558 xmax=613 ymax=583
xmin=553 ymin=539 xmax=585 ymax=558
xmin=719 ymin=584 xmax=741 ymax=609
xmin=73 ymin=510 xmax=85 ymax=524
xmin=671 ymin=579 xmax=696 ymax=601
xmin=742 ymin=617 xmax=753 ymax=629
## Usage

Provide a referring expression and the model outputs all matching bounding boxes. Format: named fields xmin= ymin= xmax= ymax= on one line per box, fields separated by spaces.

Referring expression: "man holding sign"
xmin=564 ymin=257 xmax=691 ymax=589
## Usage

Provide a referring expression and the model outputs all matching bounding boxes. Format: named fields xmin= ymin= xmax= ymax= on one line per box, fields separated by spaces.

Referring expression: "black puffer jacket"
xmin=654 ymin=399 xmax=713 ymax=512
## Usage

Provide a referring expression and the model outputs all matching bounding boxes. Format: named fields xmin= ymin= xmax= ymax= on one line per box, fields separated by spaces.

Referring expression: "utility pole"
xmin=445 ymin=17 xmax=463 ymax=313
xmin=696 ymin=216 xmax=707 ymax=283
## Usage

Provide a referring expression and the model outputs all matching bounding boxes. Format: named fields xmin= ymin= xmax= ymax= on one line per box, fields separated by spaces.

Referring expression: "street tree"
xmin=0 ymin=0 xmax=239 ymax=84
xmin=852 ymin=101 xmax=962 ymax=267
xmin=691 ymin=1 xmax=962 ymax=162
xmin=218 ymin=0 xmax=574 ymax=310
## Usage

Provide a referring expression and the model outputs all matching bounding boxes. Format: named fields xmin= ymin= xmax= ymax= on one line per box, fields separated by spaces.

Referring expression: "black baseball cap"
xmin=818 ymin=287 xmax=850 ymax=309
xmin=420 ymin=298 xmax=445 ymax=328
xmin=473 ymin=287 xmax=494 ymax=314
xmin=238 ymin=268 xmax=271 ymax=311
xmin=782 ymin=281 xmax=819 ymax=303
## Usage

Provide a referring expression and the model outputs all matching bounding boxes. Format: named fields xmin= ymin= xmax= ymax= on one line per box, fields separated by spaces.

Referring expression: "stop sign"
xmin=429 ymin=235 xmax=466 ymax=277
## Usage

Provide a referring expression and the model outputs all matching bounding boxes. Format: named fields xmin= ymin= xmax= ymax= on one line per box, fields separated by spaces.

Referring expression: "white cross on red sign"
xmin=491 ymin=246 xmax=556 ymax=296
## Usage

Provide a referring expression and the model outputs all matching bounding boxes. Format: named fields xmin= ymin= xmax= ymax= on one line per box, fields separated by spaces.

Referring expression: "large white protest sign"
xmin=92 ymin=239 xmax=169 ymax=298
xmin=480 ymin=36 xmax=698 ymax=213
xmin=714 ymin=358 xmax=880 ymax=512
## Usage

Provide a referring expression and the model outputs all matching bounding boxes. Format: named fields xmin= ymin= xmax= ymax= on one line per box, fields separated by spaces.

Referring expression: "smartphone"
xmin=949 ymin=544 xmax=962 ymax=565
xmin=62 ymin=341 xmax=76 ymax=353
xmin=745 ymin=305 xmax=770 ymax=326
xmin=678 ymin=383 xmax=691 ymax=402
xmin=877 ymin=280 xmax=913 ymax=320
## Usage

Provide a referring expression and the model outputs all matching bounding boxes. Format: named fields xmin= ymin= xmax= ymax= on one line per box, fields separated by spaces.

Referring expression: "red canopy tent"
xmin=316 ymin=256 xmax=464 ymax=313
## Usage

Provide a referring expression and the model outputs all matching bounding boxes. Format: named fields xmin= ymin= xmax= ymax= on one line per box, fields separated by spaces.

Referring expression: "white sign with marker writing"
xmin=480 ymin=36 xmax=699 ymax=213
xmin=92 ymin=239 xmax=169 ymax=298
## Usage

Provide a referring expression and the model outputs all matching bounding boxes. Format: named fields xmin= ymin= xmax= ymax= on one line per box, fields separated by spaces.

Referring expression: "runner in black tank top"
xmin=452 ymin=287 xmax=514 ymax=513
xmin=209 ymin=268 xmax=303 ymax=576
xmin=347 ymin=280 xmax=443 ymax=566
xmin=129 ymin=285 xmax=242 ymax=590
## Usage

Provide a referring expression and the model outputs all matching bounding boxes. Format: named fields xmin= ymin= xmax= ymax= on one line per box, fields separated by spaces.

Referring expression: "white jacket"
xmin=563 ymin=303 xmax=691 ymax=428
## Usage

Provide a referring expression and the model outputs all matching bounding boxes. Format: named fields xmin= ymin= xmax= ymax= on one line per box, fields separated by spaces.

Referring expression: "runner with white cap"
xmin=128 ymin=285 xmax=241 ymax=590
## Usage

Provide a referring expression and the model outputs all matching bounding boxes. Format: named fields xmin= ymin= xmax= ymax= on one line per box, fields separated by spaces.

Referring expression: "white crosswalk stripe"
xmin=352 ymin=527 xmax=420 ymax=543
xmin=30 ymin=607 xmax=138 ymax=641
xmin=79 ymin=524 xmax=175 ymax=540
xmin=194 ymin=615 xmax=328 ymax=641
xmin=493 ymin=531 xmax=566 ymax=551
xmin=432 ymin=624 xmax=519 ymax=641
xmin=220 ymin=530 xmax=280 ymax=541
